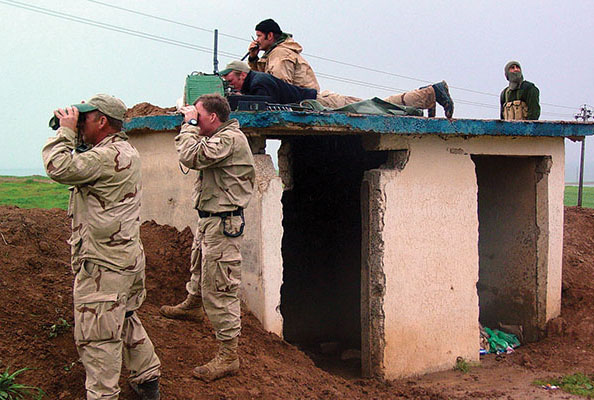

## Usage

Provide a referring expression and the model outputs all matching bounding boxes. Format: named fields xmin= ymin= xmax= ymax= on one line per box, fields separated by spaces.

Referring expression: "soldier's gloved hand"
xmin=53 ymin=106 xmax=79 ymax=132
xmin=180 ymin=105 xmax=198 ymax=123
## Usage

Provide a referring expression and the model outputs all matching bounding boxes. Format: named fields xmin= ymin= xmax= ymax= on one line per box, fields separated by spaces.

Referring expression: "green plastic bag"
xmin=484 ymin=327 xmax=520 ymax=353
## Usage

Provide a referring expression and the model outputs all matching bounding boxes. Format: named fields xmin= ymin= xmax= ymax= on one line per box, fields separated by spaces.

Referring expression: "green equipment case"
xmin=184 ymin=72 xmax=225 ymax=105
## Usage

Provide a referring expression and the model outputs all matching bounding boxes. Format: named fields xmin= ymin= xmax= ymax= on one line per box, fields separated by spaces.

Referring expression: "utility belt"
xmin=197 ymin=207 xmax=243 ymax=218
xmin=197 ymin=207 xmax=245 ymax=237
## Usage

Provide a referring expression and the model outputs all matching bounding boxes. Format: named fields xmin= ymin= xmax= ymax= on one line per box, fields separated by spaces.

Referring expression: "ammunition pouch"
xmin=503 ymin=100 xmax=528 ymax=120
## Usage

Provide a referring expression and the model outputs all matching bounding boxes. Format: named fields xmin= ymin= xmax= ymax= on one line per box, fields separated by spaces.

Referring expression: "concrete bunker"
xmin=473 ymin=155 xmax=551 ymax=342
xmin=125 ymin=111 xmax=592 ymax=379
xmin=278 ymin=135 xmax=388 ymax=375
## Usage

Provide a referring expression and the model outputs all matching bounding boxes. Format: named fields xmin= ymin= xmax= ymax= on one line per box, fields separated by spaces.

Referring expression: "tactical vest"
xmin=502 ymin=88 xmax=528 ymax=120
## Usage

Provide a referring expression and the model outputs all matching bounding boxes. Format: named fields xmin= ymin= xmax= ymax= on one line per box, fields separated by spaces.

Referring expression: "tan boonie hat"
xmin=220 ymin=61 xmax=251 ymax=76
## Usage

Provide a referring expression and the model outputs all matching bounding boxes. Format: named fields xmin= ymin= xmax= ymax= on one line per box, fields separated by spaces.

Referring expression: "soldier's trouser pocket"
xmin=74 ymin=292 xmax=125 ymax=342
xmin=214 ymin=260 xmax=241 ymax=292
xmin=73 ymin=263 xmax=126 ymax=343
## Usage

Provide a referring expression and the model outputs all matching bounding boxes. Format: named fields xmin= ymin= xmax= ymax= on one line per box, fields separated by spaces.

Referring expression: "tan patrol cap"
xmin=84 ymin=94 xmax=127 ymax=121
xmin=48 ymin=93 xmax=127 ymax=130
xmin=220 ymin=61 xmax=251 ymax=76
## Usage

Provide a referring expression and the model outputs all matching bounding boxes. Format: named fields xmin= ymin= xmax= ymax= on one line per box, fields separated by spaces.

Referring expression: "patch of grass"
xmin=44 ymin=318 xmax=71 ymax=339
xmin=454 ymin=356 xmax=471 ymax=373
xmin=565 ymin=186 xmax=594 ymax=208
xmin=63 ymin=361 xmax=76 ymax=372
xmin=534 ymin=373 xmax=594 ymax=398
xmin=0 ymin=176 xmax=69 ymax=210
xmin=0 ymin=366 xmax=45 ymax=399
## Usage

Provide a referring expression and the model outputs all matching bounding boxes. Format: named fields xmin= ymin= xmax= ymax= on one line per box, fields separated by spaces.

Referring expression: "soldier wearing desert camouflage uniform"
xmin=42 ymin=94 xmax=161 ymax=400
xmin=160 ymin=93 xmax=255 ymax=382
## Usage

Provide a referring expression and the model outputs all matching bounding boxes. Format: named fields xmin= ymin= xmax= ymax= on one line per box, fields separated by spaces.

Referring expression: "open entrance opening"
xmin=279 ymin=135 xmax=388 ymax=377
xmin=472 ymin=155 xmax=550 ymax=342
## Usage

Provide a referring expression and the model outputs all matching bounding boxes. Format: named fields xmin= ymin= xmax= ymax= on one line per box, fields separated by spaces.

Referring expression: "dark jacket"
xmin=241 ymin=70 xmax=317 ymax=104
xmin=500 ymin=80 xmax=540 ymax=120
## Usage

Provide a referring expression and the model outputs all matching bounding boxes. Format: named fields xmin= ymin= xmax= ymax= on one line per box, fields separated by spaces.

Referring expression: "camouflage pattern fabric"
xmin=383 ymin=85 xmax=436 ymax=109
xmin=175 ymin=119 xmax=255 ymax=214
xmin=175 ymin=118 xmax=255 ymax=341
xmin=43 ymin=126 xmax=160 ymax=399
xmin=317 ymin=85 xmax=436 ymax=110
xmin=199 ymin=215 xmax=244 ymax=340
xmin=186 ymin=227 xmax=203 ymax=296
xmin=74 ymin=262 xmax=160 ymax=399
xmin=42 ymin=127 xmax=144 ymax=273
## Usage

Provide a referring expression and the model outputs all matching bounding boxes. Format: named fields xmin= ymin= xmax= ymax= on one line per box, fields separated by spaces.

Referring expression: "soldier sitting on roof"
xmin=247 ymin=18 xmax=320 ymax=91
xmin=221 ymin=61 xmax=455 ymax=118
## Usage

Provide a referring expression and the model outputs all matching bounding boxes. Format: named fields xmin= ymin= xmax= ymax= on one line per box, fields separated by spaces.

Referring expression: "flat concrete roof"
xmin=125 ymin=111 xmax=594 ymax=138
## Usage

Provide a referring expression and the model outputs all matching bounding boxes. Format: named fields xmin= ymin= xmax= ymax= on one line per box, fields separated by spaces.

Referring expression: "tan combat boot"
xmin=192 ymin=337 xmax=239 ymax=382
xmin=159 ymin=293 xmax=204 ymax=321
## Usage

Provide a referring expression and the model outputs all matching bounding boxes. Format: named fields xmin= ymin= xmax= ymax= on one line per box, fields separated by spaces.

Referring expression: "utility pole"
xmin=574 ymin=104 xmax=593 ymax=206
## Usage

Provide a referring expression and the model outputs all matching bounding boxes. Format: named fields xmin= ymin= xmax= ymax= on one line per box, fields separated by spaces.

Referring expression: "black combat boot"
xmin=130 ymin=378 xmax=160 ymax=400
xmin=432 ymin=80 xmax=454 ymax=118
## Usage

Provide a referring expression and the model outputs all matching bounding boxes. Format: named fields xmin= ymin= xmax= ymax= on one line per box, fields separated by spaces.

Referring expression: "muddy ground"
xmin=0 ymin=205 xmax=593 ymax=399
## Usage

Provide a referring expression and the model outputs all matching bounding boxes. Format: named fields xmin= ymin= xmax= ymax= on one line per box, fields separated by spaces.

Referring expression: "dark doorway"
xmin=473 ymin=155 xmax=550 ymax=342
xmin=280 ymin=135 xmax=387 ymax=377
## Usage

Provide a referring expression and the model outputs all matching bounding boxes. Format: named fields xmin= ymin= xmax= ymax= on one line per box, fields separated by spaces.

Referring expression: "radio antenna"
xmin=213 ymin=29 xmax=219 ymax=74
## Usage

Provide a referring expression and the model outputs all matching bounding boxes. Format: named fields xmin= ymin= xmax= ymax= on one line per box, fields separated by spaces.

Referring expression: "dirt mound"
xmin=125 ymin=102 xmax=176 ymax=118
xmin=562 ymin=206 xmax=594 ymax=318
xmin=0 ymin=206 xmax=442 ymax=399
xmin=511 ymin=206 xmax=594 ymax=372
xmin=1 ymin=205 xmax=593 ymax=399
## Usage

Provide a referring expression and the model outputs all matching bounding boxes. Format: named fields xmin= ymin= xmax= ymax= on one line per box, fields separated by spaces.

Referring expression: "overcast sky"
xmin=1 ymin=0 xmax=592 ymax=181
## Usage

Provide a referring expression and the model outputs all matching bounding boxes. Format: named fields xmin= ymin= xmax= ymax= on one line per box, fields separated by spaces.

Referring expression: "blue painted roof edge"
xmin=124 ymin=111 xmax=594 ymax=137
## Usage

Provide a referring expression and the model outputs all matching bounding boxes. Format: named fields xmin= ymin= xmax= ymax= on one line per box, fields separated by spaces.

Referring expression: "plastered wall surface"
xmin=446 ymin=136 xmax=564 ymax=322
xmin=372 ymin=134 xmax=564 ymax=379
xmin=378 ymin=140 xmax=480 ymax=379
xmin=129 ymin=132 xmax=284 ymax=335
xmin=241 ymin=155 xmax=284 ymax=336
xmin=129 ymin=126 xmax=565 ymax=379
xmin=128 ymin=131 xmax=198 ymax=232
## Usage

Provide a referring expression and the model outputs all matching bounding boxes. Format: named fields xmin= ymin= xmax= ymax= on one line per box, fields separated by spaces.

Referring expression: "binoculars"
xmin=48 ymin=103 xmax=97 ymax=130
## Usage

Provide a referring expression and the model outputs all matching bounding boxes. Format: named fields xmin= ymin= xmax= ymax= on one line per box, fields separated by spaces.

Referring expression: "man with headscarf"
xmin=500 ymin=61 xmax=540 ymax=120
xmin=247 ymin=18 xmax=320 ymax=91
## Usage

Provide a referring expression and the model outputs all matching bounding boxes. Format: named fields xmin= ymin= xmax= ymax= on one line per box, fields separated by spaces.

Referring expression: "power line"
xmin=542 ymin=103 xmax=582 ymax=110
xmin=84 ymin=0 xmax=581 ymax=110
xmin=316 ymin=72 xmax=411 ymax=93
xmin=86 ymin=0 xmax=248 ymax=42
xmin=1 ymin=0 xmax=583 ymax=118
xmin=0 ymin=0 xmax=238 ymax=57
xmin=86 ymin=0 xmax=493 ymax=96
xmin=316 ymin=73 xmax=573 ymax=117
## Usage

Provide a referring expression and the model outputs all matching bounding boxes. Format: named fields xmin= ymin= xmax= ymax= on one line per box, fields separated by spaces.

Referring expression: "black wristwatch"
xmin=187 ymin=119 xmax=198 ymax=126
